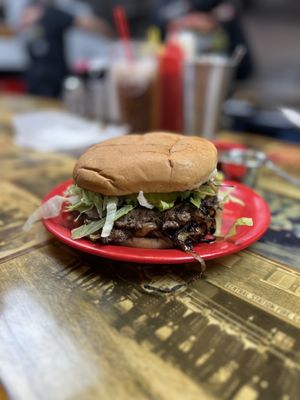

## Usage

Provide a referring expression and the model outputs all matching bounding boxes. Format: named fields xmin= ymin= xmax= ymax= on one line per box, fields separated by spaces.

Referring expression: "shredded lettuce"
xmin=215 ymin=215 xmax=253 ymax=239
xmin=224 ymin=217 xmax=253 ymax=239
xmin=138 ymin=187 xmax=217 ymax=211
xmin=24 ymin=173 xmax=254 ymax=244
xmin=71 ymin=204 xmax=134 ymax=239
xmin=214 ymin=209 xmax=223 ymax=237
xmin=66 ymin=185 xmax=103 ymax=218
xmin=189 ymin=193 xmax=202 ymax=208
xmin=91 ymin=193 xmax=103 ymax=217
xmin=68 ymin=195 xmax=81 ymax=205
xmin=228 ymin=194 xmax=245 ymax=207
xmin=214 ymin=171 xmax=224 ymax=186
xmin=101 ymin=197 xmax=118 ymax=238
xmin=68 ymin=202 xmax=94 ymax=214
xmin=137 ymin=191 xmax=154 ymax=209
xmin=124 ymin=194 xmax=138 ymax=206
xmin=218 ymin=187 xmax=245 ymax=207
xmin=214 ymin=183 xmax=252 ymax=239
xmin=180 ymin=191 xmax=191 ymax=200
xmin=71 ymin=217 xmax=106 ymax=240
xmin=215 ymin=186 xmax=252 ymax=238
xmin=65 ymin=185 xmax=82 ymax=197
xmin=23 ymin=195 xmax=67 ymax=232
xmin=143 ymin=192 xmax=178 ymax=211
xmin=65 ymin=181 xmax=219 ymax=215
xmin=217 ymin=188 xmax=233 ymax=206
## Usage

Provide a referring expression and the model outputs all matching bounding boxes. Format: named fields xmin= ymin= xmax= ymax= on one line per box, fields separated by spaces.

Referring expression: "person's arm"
xmin=168 ymin=11 xmax=218 ymax=33
xmin=19 ymin=4 xmax=113 ymax=38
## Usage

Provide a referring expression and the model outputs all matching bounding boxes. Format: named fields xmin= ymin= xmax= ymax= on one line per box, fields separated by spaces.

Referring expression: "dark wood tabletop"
xmin=0 ymin=94 xmax=300 ymax=400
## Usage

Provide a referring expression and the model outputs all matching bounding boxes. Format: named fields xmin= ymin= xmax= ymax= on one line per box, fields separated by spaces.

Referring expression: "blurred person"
xmin=153 ymin=0 xmax=254 ymax=79
xmin=85 ymin=0 xmax=153 ymax=39
xmin=15 ymin=0 xmax=113 ymax=97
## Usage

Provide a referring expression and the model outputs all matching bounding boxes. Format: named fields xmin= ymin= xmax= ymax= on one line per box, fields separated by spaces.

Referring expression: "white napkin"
xmin=13 ymin=110 xmax=128 ymax=152
xmin=281 ymin=107 xmax=300 ymax=129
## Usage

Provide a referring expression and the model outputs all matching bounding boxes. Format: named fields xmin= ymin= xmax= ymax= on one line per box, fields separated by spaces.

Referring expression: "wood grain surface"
xmin=0 ymin=95 xmax=300 ymax=400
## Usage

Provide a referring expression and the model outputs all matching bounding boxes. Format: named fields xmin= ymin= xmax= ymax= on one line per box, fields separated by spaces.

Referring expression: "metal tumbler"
xmin=183 ymin=54 xmax=234 ymax=139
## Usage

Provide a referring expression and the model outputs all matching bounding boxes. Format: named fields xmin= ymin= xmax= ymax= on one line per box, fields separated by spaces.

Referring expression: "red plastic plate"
xmin=42 ymin=179 xmax=270 ymax=264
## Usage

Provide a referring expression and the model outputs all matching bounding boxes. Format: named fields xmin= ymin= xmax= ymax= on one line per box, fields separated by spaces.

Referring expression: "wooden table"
xmin=0 ymin=94 xmax=300 ymax=400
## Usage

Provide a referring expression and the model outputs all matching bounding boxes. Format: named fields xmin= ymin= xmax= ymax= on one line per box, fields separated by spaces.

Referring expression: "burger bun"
xmin=73 ymin=132 xmax=217 ymax=196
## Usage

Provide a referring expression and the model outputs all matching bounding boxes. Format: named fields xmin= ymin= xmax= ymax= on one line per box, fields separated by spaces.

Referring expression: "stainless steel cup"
xmin=219 ymin=148 xmax=300 ymax=188
xmin=183 ymin=54 xmax=234 ymax=139
xmin=62 ymin=76 xmax=87 ymax=117
xmin=87 ymin=60 xmax=109 ymax=122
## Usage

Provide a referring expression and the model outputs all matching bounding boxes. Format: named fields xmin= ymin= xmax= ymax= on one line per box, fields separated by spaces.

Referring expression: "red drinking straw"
xmin=113 ymin=6 xmax=133 ymax=62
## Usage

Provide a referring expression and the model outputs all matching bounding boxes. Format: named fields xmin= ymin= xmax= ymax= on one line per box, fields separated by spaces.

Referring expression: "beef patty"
xmin=86 ymin=196 xmax=219 ymax=251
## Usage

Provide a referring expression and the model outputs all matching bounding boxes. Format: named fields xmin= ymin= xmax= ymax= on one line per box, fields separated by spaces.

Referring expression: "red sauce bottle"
xmin=157 ymin=42 xmax=184 ymax=132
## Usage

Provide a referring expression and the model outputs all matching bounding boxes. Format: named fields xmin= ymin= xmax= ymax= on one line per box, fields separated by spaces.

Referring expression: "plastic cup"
xmin=110 ymin=42 xmax=158 ymax=133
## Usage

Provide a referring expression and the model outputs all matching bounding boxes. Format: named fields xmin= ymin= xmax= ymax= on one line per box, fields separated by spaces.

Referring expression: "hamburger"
xmin=66 ymin=132 xmax=221 ymax=252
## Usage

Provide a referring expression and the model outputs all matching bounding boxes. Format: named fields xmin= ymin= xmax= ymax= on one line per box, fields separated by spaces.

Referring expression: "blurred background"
xmin=0 ymin=0 xmax=299 ymax=143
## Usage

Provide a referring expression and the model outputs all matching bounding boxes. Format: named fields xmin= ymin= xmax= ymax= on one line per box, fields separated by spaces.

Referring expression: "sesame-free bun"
xmin=73 ymin=132 xmax=217 ymax=196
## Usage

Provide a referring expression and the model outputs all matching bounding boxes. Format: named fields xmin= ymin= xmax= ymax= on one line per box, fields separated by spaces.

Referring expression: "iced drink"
xmin=113 ymin=57 xmax=157 ymax=133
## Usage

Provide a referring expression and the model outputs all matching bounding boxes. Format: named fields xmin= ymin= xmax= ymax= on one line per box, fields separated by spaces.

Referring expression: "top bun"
xmin=73 ymin=132 xmax=217 ymax=196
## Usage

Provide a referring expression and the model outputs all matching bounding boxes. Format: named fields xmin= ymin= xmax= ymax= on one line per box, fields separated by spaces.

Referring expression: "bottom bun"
xmin=121 ymin=237 xmax=173 ymax=249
